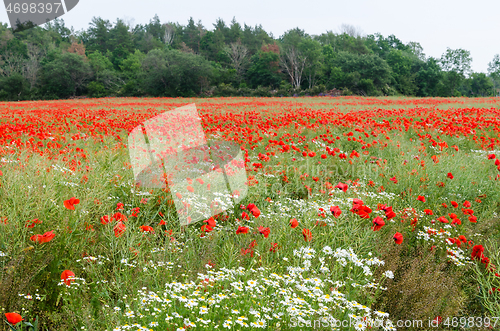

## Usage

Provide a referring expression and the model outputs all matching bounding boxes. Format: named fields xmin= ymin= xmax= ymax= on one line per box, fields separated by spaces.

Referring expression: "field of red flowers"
xmin=1 ymin=96 xmax=500 ymax=330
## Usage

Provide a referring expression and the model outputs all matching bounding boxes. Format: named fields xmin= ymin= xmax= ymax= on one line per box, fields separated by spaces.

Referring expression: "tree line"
xmin=1 ymin=16 xmax=500 ymax=100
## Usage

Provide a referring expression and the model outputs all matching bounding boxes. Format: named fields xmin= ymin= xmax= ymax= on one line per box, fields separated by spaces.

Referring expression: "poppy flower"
xmin=204 ymin=217 xmax=216 ymax=228
xmin=330 ymin=205 xmax=342 ymax=218
xmin=451 ymin=201 xmax=458 ymax=208
xmin=447 ymin=172 xmax=454 ymax=179
xmin=308 ymin=151 xmax=316 ymax=157
xmin=116 ymin=202 xmax=124 ymax=210
xmin=437 ymin=216 xmax=449 ymax=223
xmin=289 ymin=218 xmax=299 ymax=228
xmin=30 ymin=230 xmax=55 ymax=244
xmin=469 ymin=216 xmax=477 ymax=223
xmin=334 ymin=182 xmax=348 ymax=192
xmin=236 ymin=226 xmax=249 ymax=234
xmin=186 ymin=186 xmax=194 ymax=192
xmin=131 ymin=207 xmax=140 ymax=217
xmin=139 ymin=225 xmax=154 ymax=233
xmin=389 ymin=176 xmax=398 ymax=184
xmin=471 ymin=245 xmax=484 ymax=260
xmin=64 ymin=197 xmax=80 ymax=210
xmin=488 ymin=154 xmax=496 ymax=159
xmin=5 ymin=312 xmax=23 ymax=325
xmin=25 ymin=218 xmax=42 ymax=228
xmin=372 ymin=217 xmax=385 ymax=231
xmin=112 ymin=212 xmax=128 ymax=222
xmin=463 ymin=201 xmax=471 ymax=208
xmin=158 ymin=219 xmax=166 ymax=226
xmin=393 ymin=232 xmax=403 ymax=245
xmin=442 ymin=203 xmax=448 ymax=208
xmin=61 ymin=270 xmax=75 ymax=286
xmin=269 ymin=243 xmax=279 ymax=252
xmin=114 ymin=221 xmax=126 ymax=237
xmin=424 ymin=209 xmax=433 ymax=215
xmin=241 ymin=212 xmax=250 ymax=220
xmin=302 ymin=228 xmax=312 ymax=242
xmin=100 ymin=215 xmax=111 ymax=225
xmin=246 ymin=203 xmax=256 ymax=211
xmin=200 ymin=224 xmax=213 ymax=233
xmin=250 ymin=207 xmax=261 ymax=218
xmin=385 ymin=209 xmax=396 ymax=219
xmin=417 ymin=195 xmax=426 ymax=202
xmin=258 ymin=226 xmax=270 ymax=238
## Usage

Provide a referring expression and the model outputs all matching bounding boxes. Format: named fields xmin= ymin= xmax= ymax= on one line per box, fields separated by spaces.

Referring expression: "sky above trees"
xmin=1 ymin=0 xmax=499 ymax=73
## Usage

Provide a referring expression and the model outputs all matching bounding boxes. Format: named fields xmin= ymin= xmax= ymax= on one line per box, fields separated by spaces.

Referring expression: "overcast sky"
xmin=2 ymin=0 xmax=499 ymax=73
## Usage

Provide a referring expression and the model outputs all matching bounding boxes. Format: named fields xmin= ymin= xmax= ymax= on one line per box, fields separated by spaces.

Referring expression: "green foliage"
xmin=0 ymin=15 xmax=494 ymax=99
xmin=139 ymin=48 xmax=215 ymax=97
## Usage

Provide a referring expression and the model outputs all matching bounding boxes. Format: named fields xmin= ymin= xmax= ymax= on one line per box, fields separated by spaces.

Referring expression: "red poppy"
xmin=114 ymin=221 xmax=126 ymax=237
xmin=204 ymin=217 xmax=216 ymax=228
xmin=5 ymin=313 xmax=23 ymax=325
xmin=442 ymin=203 xmax=448 ymax=208
xmin=393 ymin=232 xmax=403 ymax=245
xmin=112 ymin=212 xmax=128 ymax=222
xmin=308 ymin=151 xmax=316 ymax=157
xmin=380 ymin=205 xmax=396 ymax=220
xmin=471 ymin=245 xmax=484 ymax=260
xmin=372 ymin=217 xmax=385 ymax=231
xmin=334 ymin=182 xmax=348 ymax=192
xmin=116 ymin=202 xmax=124 ymax=210
xmin=131 ymin=207 xmax=140 ymax=217
xmin=447 ymin=172 xmax=454 ymax=179
xmin=187 ymin=186 xmax=194 ymax=192
xmin=389 ymin=176 xmax=398 ymax=184
xmin=61 ymin=270 xmax=75 ymax=286
xmin=463 ymin=201 xmax=471 ymax=208
xmin=64 ymin=197 xmax=80 ymax=210
xmin=139 ymin=225 xmax=154 ymax=233
xmin=451 ymin=201 xmax=458 ymax=208
xmin=250 ymin=207 xmax=261 ymax=218
xmin=469 ymin=216 xmax=477 ymax=223
xmin=100 ymin=215 xmax=111 ymax=225
xmin=25 ymin=218 xmax=42 ymax=228
xmin=246 ymin=203 xmax=255 ymax=211
xmin=30 ymin=230 xmax=55 ymax=244
xmin=236 ymin=226 xmax=249 ymax=234
xmin=424 ymin=209 xmax=433 ymax=215
xmin=269 ymin=243 xmax=279 ymax=252
xmin=437 ymin=216 xmax=449 ymax=223
xmin=289 ymin=218 xmax=299 ymax=228
xmin=201 ymin=224 xmax=213 ymax=233
xmin=488 ymin=154 xmax=496 ymax=159
xmin=241 ymin=212 xmax=250 ymax=220
xmin=417 ymin=195 xmax=426 ymax=202
xmin=258 ymin=226 xmax=270 ymax=238
xmin=158 ymin=219 xmax=166 ymax=226
xmin=330 ymin=205 xmax=342 ymax=218
xmin=302 ymin=228 xmax=312 ymax=242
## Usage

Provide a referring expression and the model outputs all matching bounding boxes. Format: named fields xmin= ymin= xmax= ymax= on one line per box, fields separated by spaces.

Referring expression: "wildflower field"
xmin=1 ymin=96 xmax=500 ymax=330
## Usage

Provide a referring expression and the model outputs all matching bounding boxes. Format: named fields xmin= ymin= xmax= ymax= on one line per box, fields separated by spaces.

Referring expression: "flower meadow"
xmin=1 ymin=96 xmax=500 ymax=330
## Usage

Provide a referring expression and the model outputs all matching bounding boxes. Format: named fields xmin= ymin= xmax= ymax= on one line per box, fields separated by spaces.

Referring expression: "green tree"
xmin=139 ymin=48 xmax=215 ymax=97
xmin=247 ymin=47 xmax=282 ymax=89
xmin=41 ymin=51 xmax=93 ymax=98
xmin=82 ymin=17 xmax=112 ymax=54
